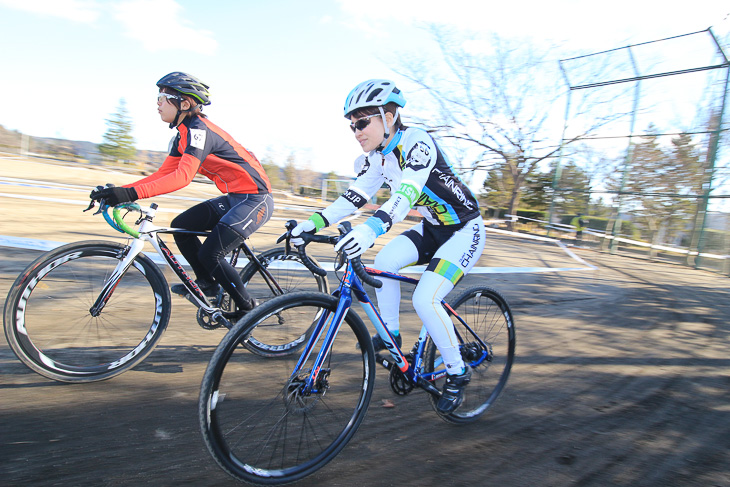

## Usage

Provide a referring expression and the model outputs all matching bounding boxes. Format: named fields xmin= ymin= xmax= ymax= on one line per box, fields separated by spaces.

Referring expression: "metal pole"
xmin=547 ymin=62 xmax=572 ymax=237
xmin=695 ymin=28 xmax=729 ymax=268
xmin=609 ymin=46 xmax=641 ymax=254
xmin=21 ymin=133 xmax=29 ymax=157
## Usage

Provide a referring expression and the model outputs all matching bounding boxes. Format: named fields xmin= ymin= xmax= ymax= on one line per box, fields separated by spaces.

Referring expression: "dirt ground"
xmin=1 ymin=158 xmax=729 ymax=487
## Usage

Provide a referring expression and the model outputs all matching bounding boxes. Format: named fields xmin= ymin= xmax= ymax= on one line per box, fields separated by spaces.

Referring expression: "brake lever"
xmin=86 ymin=184 xmax=111 ymax=214
xmin=280 ymin=219 xmax=299 ymax=255
xmin=92 ymin=200 xmax=107 ymax=215
xmin=84 ymin=198 xmax=107 ymax=215
xmin=337 ymin=221 xmax=353 ymax=235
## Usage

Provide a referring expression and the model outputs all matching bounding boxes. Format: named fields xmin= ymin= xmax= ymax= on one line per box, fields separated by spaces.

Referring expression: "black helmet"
xmin=157 ymin=72 xmax=211 ymax=105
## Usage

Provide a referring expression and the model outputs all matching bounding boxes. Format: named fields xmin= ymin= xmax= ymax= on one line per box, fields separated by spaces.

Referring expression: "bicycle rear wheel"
xmin=199 ymin=292 xmax=375 ymax=484
xmin=239 ymin=248 xmax=329 ymax=357
xmin=3 ymin=241 xmax=171 ymax=382
xmin=424 ymin=286 xmax=515 ymax=424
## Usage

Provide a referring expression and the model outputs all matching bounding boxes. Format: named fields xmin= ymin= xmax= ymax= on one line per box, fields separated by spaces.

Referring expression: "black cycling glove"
xmin=90 ymin=185 xmax=139 ymax=206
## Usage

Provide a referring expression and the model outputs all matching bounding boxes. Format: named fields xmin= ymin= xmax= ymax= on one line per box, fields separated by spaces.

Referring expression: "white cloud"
xmin=0 ymin=0 xmax=101 ymax=23
xmin=113 ymin=0 xmax=217 ymax=55
xmin=335 ymin=0 xmax=729 ymax=48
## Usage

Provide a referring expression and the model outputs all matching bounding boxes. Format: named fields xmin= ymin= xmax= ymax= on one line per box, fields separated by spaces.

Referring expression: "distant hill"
xmin=0 ymin=124 xmax=166 ymax=168
xmin=0 ymin=124 xmax=351 ymax=193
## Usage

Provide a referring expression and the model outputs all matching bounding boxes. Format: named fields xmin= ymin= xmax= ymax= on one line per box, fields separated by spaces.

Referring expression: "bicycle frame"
xmin=294 ymin=258 xmax=488 ymax=399
xmin=89 ymin=203 xmax=283 ymax=318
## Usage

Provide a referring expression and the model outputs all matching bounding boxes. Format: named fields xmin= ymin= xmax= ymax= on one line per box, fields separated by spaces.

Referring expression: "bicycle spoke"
xmin=4 ymin=242 xmax=171 ymax=382
xmin=240 ymin=251 xmax=329 ymax=357
xmin=425 ymin=286 xmax=515 ymax=424
xmin=200 ymin=292 xmax=374 ymax=484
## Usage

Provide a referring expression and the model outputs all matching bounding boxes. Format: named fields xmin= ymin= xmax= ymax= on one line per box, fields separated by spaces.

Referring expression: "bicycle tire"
xmin=3 ymin=241 xmax=171 ymax=382
xmin=238 ymin=248 xmax=329 ymax=357
xmin=199 ymin=291 xmax=375 ymax=484
xmin=424 ymin=286 xmax=515 ymax=424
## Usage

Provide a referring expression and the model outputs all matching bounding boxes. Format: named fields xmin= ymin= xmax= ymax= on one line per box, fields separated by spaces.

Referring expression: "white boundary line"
xmin=0 ymin=231 xmax=596 ymax=275
xmin=0 ymin=184 xmax=596 ymax=275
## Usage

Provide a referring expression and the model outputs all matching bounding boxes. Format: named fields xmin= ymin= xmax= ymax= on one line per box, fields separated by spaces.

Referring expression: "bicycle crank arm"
xmin=375 ymin=353 xmax=396 ymax=370
xmin=417 ymin=377 xmax=443 ymax=399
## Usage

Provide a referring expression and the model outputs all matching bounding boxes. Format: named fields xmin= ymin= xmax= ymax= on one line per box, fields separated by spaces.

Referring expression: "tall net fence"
xmin=549 ymin=28 xmax=730 ymax=274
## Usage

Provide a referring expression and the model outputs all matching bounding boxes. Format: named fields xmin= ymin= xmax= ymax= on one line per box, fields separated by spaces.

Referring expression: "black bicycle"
xmin=3 ymin=202 xmax=328 ymax=383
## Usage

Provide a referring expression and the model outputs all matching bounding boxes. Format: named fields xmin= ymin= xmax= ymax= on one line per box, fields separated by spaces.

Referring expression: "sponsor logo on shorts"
xmin=460 ymin=222 xmax=482 ymax=268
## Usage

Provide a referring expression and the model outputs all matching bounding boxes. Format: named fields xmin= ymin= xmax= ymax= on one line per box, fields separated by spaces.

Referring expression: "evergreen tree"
xmin=518 ymin=162 xmax=591 ymax=212
xmin=99 ymin=99 xmax=136 ymax=163
xmin=521 ymin=169 xmax=553 ymax=210
xmin=260 ymin=154 xmax=283 ymax=189
xmin=614 ymin=125 xmax=701 ymax=245
xmin=481 ymin=160 xmax=516 ymax=210
xmin=553 ymin=162 xmax=591 ymax=214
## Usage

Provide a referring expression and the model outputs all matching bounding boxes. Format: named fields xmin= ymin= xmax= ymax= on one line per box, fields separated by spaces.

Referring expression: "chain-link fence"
xmin=548 ymin=28 xmax=729 ymax=275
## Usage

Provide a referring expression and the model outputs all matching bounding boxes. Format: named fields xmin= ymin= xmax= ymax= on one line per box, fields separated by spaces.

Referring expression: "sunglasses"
xmin=349 ymin=113 xmax=381 ymax=133
xmin=157 ymin=92 xmax=183 ymax=103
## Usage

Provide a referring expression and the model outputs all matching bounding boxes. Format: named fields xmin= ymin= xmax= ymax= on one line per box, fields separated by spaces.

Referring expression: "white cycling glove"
xmin=334 ymin=223 xmax=377 ymax=259
xmin=290 ymin=219 xmax=316 ymax=247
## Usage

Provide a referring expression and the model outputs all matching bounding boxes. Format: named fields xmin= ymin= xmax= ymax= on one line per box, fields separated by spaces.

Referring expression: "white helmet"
xmin=343 ymin=79 xmax=406 ymax=118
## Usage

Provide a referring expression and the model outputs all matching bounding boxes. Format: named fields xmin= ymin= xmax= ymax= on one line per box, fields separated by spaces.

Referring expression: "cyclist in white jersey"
xmin=291 ymin=79 xmax=486 ymax=414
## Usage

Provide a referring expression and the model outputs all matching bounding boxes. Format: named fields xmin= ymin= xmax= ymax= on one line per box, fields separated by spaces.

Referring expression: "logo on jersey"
xmin=343 ymin=188 xmax=366 ymax=208
xmin=190 ymin=129 xmax=206 ymax=150
xmin=405 ymin=141 xmax=431 ymax=170
xmin=396 ymin=183 xmax=419 ymax=207
xmin=436 ymin=170 xmax=475 ymax=211
xmin=356 ymin=158 xmax=371 ymax=177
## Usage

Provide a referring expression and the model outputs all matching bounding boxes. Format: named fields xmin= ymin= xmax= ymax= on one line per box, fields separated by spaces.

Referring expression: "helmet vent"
xmin=367 ymin=88 xmax=383 ymax=103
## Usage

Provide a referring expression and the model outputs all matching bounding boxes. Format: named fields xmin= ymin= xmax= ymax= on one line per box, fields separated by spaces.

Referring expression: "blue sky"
xmin=1 ymin=0 xmax=728 ymax=178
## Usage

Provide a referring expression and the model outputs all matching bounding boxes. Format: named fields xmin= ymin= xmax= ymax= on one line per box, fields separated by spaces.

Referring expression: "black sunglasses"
xmin=349 ymin=114 xmax=381 ymax=133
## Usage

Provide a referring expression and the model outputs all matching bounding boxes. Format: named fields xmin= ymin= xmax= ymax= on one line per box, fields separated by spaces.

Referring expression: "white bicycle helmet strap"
xmin=375 ymin=106 xmax=402 ymax=151
xmin=374 ymin=106 xmax=388 ymax=151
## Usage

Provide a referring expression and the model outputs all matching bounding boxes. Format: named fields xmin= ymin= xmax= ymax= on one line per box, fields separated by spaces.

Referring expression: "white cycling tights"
xmin=373 ymin=217 xmax=485 ymax=375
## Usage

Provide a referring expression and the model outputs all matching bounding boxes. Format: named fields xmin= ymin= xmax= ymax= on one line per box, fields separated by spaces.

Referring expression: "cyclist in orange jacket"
xmin=90 ymin=72 xmax=273 ymax=317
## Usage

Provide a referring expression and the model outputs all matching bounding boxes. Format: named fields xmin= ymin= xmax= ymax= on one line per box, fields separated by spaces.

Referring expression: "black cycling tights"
xmin=172 ymin=194 xmax=272 ymax=310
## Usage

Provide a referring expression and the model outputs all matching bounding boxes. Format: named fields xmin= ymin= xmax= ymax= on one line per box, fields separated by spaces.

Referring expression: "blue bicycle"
xmin=198 ymin=221 xmax=516 ymax=484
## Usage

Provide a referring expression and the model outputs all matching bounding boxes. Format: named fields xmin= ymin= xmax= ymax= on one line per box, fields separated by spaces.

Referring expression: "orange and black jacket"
xmin=131 ymin=115 xmax=271 ymax=199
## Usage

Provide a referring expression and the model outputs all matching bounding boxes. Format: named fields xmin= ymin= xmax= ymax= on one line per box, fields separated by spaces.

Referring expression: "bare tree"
xmin=282 ymin=152 xmax=298 ymax=194
xmin=396 ymin=28 xmax=628 ymax=227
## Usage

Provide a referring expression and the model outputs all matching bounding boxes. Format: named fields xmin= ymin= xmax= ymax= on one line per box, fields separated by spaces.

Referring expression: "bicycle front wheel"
xmin=424 ymin=286 xmax=516 ymax=424
xmin=239 ymin=248 xmax=329 ymax=357
xmin=199 ymin=292 xmax=375 ymax=485
xmin=3 ymin=241 xmax=171 ymax=382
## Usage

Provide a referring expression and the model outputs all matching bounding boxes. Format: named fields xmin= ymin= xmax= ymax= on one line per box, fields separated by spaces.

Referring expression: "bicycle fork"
xmin=292 ymin=296 xmax=351 ymax=396
xmin=89 ymin=238 xmax=146 ymax=317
